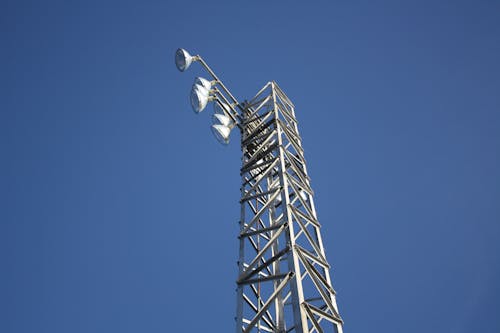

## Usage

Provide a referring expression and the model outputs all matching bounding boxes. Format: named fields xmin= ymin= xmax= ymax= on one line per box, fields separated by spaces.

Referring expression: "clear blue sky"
xmin=1 ymin=1 xmax=500 ymax=332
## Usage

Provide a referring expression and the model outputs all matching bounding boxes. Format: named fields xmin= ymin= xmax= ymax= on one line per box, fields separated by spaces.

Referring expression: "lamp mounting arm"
xmin=195 ymin=56 xmax=242 ymax=113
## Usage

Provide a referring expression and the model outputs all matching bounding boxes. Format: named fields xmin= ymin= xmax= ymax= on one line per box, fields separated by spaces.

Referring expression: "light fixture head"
xmin=175 ymin=48 xmax=194 ymax=72
xmin=194 ymin=77 xmax=212 ymax=91
xmin=192 ymin=83 xmax=209 ymax=96
xmin=212 ymin=113 xmax=232 ymax=127
xmin=211 ymin=124 xmax=231 ymax=145
xmin=190 ymin=84 xmax=210 ymax=113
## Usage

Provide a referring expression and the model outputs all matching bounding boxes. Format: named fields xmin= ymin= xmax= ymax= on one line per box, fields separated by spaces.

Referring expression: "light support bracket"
xmin=175 ymin=48 xmax=242 ymax=125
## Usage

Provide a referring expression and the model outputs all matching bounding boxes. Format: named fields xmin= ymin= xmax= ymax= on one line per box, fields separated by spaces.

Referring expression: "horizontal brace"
xmin=296 ymin=248 xmax=340 ymax=321
xmin=273 ymin=82 xmax=295 ymax=108
xmin=247 ymin=82 xmax=272 ymax=105
xmin=245 ymin=219 xmax=271 ymax=244
xmin=242 ymin=119 xmax=275 ymax=146
xmin=241 ymin=145 xmax=279 ymax=174
xmin=306 ymin=303 xmax=343 ymax=325
xmin=243 ymin=97 xmax=272 ymax=124
xmin=243 ymin=127 xmax=276 ymax=148
xmin=242 ymin=294 xmax=276 ymax=330
xmin=292 ymin=210 xmax=328 ymax=266
xmin=240 ymin=186 xmax=281 ymax=203
xmin=285 ymin=166 xmax=313 ymax=197
xmin=242 ymin=158 xmax=278 ymax=187
xmin=297 ymin=246 xmax=336 ymax=296
xmin=306 ymin=256 xmax=337 ymax=295
xmin=242 ymin=132 xmax=277 ymax=170
xmin=245 ymin=94 xmax=270 ymax=110
xmin=287 ymin=178 xmax=316 ymax=221
xmin=244 ymin=112 xmax=274 ymax=141
xmin=239 ymin=221 xmax=286 ymax=239
xmin=304 ymin=297 xmax=324 ymax=303
xmin=240 ymin=190 xmax=281 ymax=235
xmin=243 ymin=272 xmax=294 ymax=333
xmin=247 ymin=284 xmax=277 ymax=327
xmin=244 ymin=111 xmax=271 ymax=129
xmin=238 ymin=235 xmax=289 ymax=283
xmin=276 ymin=99 xmax=297 ymax=127
xmin=288 ymin=149 xmax=307 ymax=167
xmin=290 ymin=205 xmax=321 ymax=228
xmin=295 ymin=244 xmax=330 ymax=269
xmin=242 ymin=160 xmax=279 ymax=195
xmin=238 ymin=244 xmax=290 ymax=284
xmin=237 ymin=273 xmax=289 ymax=286
xmin=284 ymin=148 xmax=311 ymax=185
xmin=303 ymin=303 xmax=324 ymax=333
xmin=276 ymin=114 xmax=300 ymax=143
xmin=278 ymin=119 xmax=304 ymax=155
xmin=241 ymin=319 xmax=274 ymax=333
xmin=241 ymin=155 xmax=278 ymax=175
xmin=252 ymin=142 xmax=279 ymax=162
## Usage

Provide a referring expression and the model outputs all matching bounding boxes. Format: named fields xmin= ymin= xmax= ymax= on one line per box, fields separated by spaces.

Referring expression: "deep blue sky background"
xmin=1 ymin=1 xmax=500 ymax=332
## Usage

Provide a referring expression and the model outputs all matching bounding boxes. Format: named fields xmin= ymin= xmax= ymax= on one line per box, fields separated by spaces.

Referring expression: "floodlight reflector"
xmin=212 ymin=113 xmax=232 ymax=127
xmin=192 ymin=83 xmax=209 ymax=96
xmin=175 ymin=48 xmax=194 ymax=72
xmin=194 ymin=77 xmax=212 ymax=91
xmin=211 ymin=124 xmax=231 ymax=145
xmin=190 ymin=84 xmax=210 ymax=113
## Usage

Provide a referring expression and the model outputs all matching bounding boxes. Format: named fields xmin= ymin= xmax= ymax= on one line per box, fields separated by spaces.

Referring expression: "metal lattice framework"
xmin=175 ymin=48 xmax=343 ymax=333
xmin=236 ymin=82 xmax=343 ymax=333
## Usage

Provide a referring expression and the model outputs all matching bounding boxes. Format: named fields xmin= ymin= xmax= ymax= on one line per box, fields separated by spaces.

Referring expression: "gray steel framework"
xmin=236 ymin=83 xmax=343 ymax=333
xmin=176 ymin=50 xmax=343 ymax=333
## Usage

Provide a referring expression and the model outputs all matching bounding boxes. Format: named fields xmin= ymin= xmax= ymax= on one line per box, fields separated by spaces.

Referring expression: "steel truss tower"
xmin=236 ymin=82 xmax=343 ymax=333
xmin=175 ymin=49 xmax=343 ymax=333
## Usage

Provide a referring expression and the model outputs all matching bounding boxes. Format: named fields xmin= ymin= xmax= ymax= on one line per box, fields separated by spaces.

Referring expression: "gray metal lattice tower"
xmin=175 ymin=49 xmax=344 ymax=333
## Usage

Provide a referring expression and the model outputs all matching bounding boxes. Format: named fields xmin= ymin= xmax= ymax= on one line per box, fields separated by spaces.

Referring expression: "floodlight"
xmin=175 ymin=48 xmax=195 ymax=72
xmin=190 ymin=84 xmax=211 ymax=113
xmin=194 ymin=77 xmax=212 ymax=91
xmin=212 ymin=113 xmax=232 ymax=127
xmin=192 ymin=83 xmax=209 ymax=96
xmin=211 ymin=124 xmax=231 ymax=145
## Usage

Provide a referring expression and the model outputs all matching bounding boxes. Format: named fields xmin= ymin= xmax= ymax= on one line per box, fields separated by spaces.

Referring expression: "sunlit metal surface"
xmin=212 ymin=113 xmax=232 ymax=127
xmin=211 ymin=124 xmax=231 ymax=145
xmin=175 ymin=48 xmax=193 ymax=72
xmin=194 ymin=76 xmax=212 ymax=90
xmin=175 ymin=48 xmax=344 ymax=333
xmin=190 ymin=84 xmax=209 ymax=113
